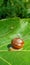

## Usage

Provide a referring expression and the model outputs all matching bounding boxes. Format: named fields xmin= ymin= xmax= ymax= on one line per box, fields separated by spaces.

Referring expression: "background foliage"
xmin=0 ymin=0 xmax=30 ymax=19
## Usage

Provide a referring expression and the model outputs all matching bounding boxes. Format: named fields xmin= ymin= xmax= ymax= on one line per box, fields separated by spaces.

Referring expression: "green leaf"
xmin=0 ymin=18 xmax=30 ymax=65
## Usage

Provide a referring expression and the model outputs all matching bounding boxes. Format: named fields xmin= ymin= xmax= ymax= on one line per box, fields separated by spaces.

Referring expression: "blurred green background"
xmin=0 ymin=0 xmax=30 ymax=19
